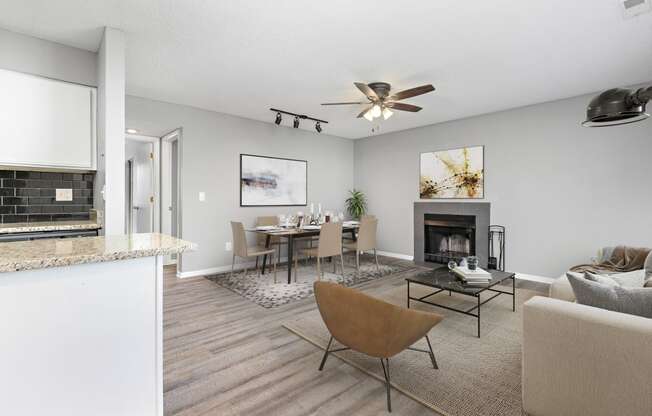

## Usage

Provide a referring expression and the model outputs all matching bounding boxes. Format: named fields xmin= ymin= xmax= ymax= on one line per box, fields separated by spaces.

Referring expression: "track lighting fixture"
xmin=583 ymin=86 xmax=652 ymax=127
xmin=269 ymin=108 xmax=328 ymax=131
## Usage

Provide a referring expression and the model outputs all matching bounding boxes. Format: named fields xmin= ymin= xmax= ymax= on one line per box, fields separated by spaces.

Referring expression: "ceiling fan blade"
xmin=354 ymin=82 xmax=378 ymax=100
xmin=357 ymin=105 xmax=373 ymax=118
xmin=388 ymin=84 xmax=435 ymax=101
xmin=386 ymin=102 xmax=422 ymax=112
xmin=321 ymin=102 xmax=366 ymax=106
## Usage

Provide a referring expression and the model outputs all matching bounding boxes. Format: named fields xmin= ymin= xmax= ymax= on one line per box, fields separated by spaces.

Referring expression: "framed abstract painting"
xmin=419 ymin=146 xmax=484 ymax=199
xmin=240 ymin=154 xmax=307 ymax=206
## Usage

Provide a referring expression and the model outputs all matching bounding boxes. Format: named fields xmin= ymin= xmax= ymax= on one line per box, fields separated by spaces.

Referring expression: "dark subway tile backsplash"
xmin=0 ymin=170 xmax=94 ymax=224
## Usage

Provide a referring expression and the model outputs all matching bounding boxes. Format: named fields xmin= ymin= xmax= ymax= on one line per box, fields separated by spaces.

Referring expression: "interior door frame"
xmin=126 ymin=133 xmax=161 ymax=233
xmin=161 ymin=128 xmax=183 ymax=271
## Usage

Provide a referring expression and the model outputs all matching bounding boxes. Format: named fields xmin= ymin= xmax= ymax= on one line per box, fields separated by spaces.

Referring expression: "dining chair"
xmin=343 ymin=217 xmax=380 ymax=276
xmin=255 ymin=216 xmax=285 ymax=268
xmin=314 ymin=281 xmax=443 ymax=412
xmin=230 ymin=221 xmax=277 ymax=282
xmin=295 ymin=222 xmax=344 ymax=281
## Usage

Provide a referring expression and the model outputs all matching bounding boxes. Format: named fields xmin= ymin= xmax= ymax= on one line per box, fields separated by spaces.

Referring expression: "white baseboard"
xmin=515 ymin=273 xmax=556 ymax=285
xmin=376 ymin=251 xmax=414 ymax=261
xmin=176 ymin=256 xmax=290 ymax=279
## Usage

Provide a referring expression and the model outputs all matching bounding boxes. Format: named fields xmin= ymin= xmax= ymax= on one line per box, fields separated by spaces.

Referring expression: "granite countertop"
xmin=0 ymin=233 xmax=197 ymax=273
xmin=0 ymin=220 xmax=102 ymax=234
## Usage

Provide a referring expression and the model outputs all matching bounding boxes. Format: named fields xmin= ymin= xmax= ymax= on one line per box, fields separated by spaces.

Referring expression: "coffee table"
xmin=406 ymin=267 xmax=516 ymax=337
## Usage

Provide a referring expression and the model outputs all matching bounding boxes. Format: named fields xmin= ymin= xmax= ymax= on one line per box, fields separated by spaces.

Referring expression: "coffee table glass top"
xmin=407 ymin=266 xmax=515 ymax=295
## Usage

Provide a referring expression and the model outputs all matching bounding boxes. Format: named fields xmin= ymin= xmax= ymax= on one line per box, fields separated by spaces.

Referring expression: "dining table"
xmin=246 ymin=223 xmax=359 ymax=284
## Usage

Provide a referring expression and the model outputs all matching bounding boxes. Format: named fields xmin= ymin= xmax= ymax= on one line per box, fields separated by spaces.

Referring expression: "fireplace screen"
xmin=424 ymin=214 xmax=476 ymax=264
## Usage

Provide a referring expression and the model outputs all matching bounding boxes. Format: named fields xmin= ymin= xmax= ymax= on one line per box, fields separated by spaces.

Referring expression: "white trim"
xmin=176 ymin=256 xmax=289 ymax=279
xmin=515 ymin=273 xmax=555 ymax=285
xmin=376 ymin=250 xmax=414 ymax=261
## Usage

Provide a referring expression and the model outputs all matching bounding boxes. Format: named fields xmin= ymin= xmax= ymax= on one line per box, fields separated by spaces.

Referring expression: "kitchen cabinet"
xmin=0 ymin=68 xmax=96 ymax=170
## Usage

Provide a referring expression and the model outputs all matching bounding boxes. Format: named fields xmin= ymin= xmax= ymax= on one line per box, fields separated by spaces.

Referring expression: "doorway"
xmin=125 ymin=134 xmax=160 ymax=234
xmin=161 ymin=129 xmax=182 ymax=267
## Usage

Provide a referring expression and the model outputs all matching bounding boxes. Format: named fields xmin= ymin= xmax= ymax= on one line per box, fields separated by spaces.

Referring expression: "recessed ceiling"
xmin=1 ymin=0 xmax=651 ymax=139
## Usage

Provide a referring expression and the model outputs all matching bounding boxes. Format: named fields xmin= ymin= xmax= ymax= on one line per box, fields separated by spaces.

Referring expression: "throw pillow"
xmin=605 ymin=269 xmax=645 ymax=288
xmin=584 ymin=272 xmax=618 ymax=286
xmin=567 ymin=272 xmax=652 ymax=319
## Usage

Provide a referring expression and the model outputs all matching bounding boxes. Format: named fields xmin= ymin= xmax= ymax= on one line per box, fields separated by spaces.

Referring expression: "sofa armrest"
xmin=522 ymin=296 xmax=652 ymax=416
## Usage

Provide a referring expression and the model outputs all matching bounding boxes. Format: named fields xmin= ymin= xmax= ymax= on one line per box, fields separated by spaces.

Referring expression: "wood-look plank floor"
xmin=163 ymin=258 xmax=546 ymax=416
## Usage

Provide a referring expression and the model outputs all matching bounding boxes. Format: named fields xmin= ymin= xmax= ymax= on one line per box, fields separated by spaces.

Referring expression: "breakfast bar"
xmin=0 ymin=233 xmax=195 ymax=416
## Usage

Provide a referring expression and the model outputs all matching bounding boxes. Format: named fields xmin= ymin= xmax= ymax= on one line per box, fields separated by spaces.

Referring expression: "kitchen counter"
xmin=0 ymin=232 xmax=196 ymax=415
xmin=0 ymin=208 xmax=103 ymax=234
xmin=0 ymin=232 xmax=195 ymax=273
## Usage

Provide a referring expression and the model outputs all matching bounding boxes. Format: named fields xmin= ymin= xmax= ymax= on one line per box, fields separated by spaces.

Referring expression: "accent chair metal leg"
xmin=230 ymin=254 xmax=235 ymax=278
xmin=340 ymin=254 xmax=345 ymax=278
xmin=380 ymin=358 xmax=392 ymax=412
xmin=425 ymin=335 xmax=438 ymax=369
xmin=374 ymin=248 xmax=380 ymax=273
xmin=317 ymin=257 xmax=322 ymax=281
xmin=255 ymin=257 xmax=259 ymax=270
xmin=318 ymin=336 xmax=333 ymax=371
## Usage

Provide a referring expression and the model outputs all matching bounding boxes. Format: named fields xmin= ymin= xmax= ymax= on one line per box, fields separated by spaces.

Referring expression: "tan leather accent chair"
xmin=295 ymin=222 xmax=344 ymax=281
xmin=343 ymin=217 xmax=379 ymax=276
xmin=230 ymin=221 xmax=277 ymax=282
xmin=314 ymin=281 xmax=444 ymax=412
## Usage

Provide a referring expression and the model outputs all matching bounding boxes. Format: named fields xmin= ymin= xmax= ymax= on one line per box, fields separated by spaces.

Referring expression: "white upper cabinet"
xmin=0 ymin=69 xmax=96 ymax=170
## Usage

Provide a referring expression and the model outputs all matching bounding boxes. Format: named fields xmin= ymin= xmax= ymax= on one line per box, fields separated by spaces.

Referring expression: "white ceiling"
xmin=1 ymin=0 xmax=651 ymax=139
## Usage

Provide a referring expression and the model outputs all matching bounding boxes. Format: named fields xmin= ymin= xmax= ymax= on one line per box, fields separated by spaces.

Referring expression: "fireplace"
xmin=424 ymin=214 xmax=476 ymax=264
xmin=414 ymin=202 xmax=490 ymax=267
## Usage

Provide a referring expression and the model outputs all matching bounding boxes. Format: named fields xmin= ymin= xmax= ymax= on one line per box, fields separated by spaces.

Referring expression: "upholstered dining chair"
xmin=343 ymin=217 xmax=379 ymax=276
xmin=295 ymin=222 xmax=344 ymax=281
xmin=314 ymin=281 xmax=443 ymax=412
xmin=255 ymin=215 xmax=285 ymax=268
xmin=230 ymin=221 xmax=277 ymax=282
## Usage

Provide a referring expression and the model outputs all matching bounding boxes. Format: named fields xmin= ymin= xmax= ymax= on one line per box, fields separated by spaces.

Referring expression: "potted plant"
xmin=345 ymin=189 xmax=367 ymax=220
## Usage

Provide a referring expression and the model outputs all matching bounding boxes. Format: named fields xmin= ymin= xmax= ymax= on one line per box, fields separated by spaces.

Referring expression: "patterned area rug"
xmin=205 ymin=255 xmax=417 ymax=308
xmin=283 ymin=279 xmax=540 ymax=416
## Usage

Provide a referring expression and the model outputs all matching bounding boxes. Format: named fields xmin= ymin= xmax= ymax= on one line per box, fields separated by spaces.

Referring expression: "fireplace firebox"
xmin=424 ymin=214 xmax=476 ymax=264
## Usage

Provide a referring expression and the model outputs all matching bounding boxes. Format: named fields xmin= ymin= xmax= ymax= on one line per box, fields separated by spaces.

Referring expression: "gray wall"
xmin=126 ymin=96 xmax=355 ymax=273
xmin=0 ymin=27 xmax=97 ymax=85
xmin=354 ymin=91 xmax=652 ymax=277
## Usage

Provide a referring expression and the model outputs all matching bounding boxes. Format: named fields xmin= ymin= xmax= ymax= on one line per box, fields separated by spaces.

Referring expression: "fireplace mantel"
xmin=414 ymin=202 xmax=490 ymax=266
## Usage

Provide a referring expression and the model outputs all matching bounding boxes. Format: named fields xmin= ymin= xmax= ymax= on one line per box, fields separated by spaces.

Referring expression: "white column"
xmin=96 ymin=27 xmax=125 ymax=235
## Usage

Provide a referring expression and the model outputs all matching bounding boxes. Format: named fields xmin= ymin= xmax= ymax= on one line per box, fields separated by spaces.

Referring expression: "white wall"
xmin=126 ymin=96 xmax=355 ymax=274
xmin=95 ymin=28 xmax=126 ymax=235
xmin=354 ymin=91 xmax=652 ymax=277
xmin=0 ymin=27 xmax=96 ymax=85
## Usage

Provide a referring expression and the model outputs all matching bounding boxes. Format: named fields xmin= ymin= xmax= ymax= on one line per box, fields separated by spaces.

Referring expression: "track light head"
xmin=293 ymin=116 xmax=300 ymax=128
xmin=315 ymin=122 xmax=322 ymax=133
xmin=275 ymin=112 xmax=282 ymax=125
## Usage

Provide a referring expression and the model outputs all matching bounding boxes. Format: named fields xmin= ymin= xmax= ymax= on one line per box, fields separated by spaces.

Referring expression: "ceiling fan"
xmin=321 ymin=82 xmax=435 ymax=121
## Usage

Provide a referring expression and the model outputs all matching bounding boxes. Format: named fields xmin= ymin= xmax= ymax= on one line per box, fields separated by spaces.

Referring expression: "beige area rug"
xmin=283 ymin=282 xmax=539 ymax=416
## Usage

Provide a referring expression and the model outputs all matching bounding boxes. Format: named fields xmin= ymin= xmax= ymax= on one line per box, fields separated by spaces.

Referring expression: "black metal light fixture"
xmin=270 ymin=108 xmax=328 ymax=131
xmin=583 ymin=86 xmax=652 ymax=127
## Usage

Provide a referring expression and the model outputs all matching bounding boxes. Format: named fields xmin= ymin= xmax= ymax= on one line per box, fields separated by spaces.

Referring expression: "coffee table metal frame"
xmin=406 ymin=268 xmax=516 ymax=338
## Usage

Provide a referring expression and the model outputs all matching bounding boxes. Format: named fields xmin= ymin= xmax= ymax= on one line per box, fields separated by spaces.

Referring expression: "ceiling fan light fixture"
xmin=363 ymin=110 xmax=374 ymax=121
xmin=382 ymin=107 xmax=393 ymax=120
xmin=371 ymin=104 xmax=382 ymax=118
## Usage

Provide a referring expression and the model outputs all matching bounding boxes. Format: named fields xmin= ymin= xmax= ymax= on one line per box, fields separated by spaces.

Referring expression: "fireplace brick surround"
xmin=414 ymin=202 xmax=490 ymax=267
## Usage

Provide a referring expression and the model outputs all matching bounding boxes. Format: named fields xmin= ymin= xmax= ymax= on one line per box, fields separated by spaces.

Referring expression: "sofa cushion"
xmin=567 ymin=273 xmax=652 ymax=319
xmin=600 ymin=269 xmax=645 ymax=287
xmin=585 ymin=272 xmax=618 ymax=286
xmin=645 ymin=251 xmax=652 ymax=287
